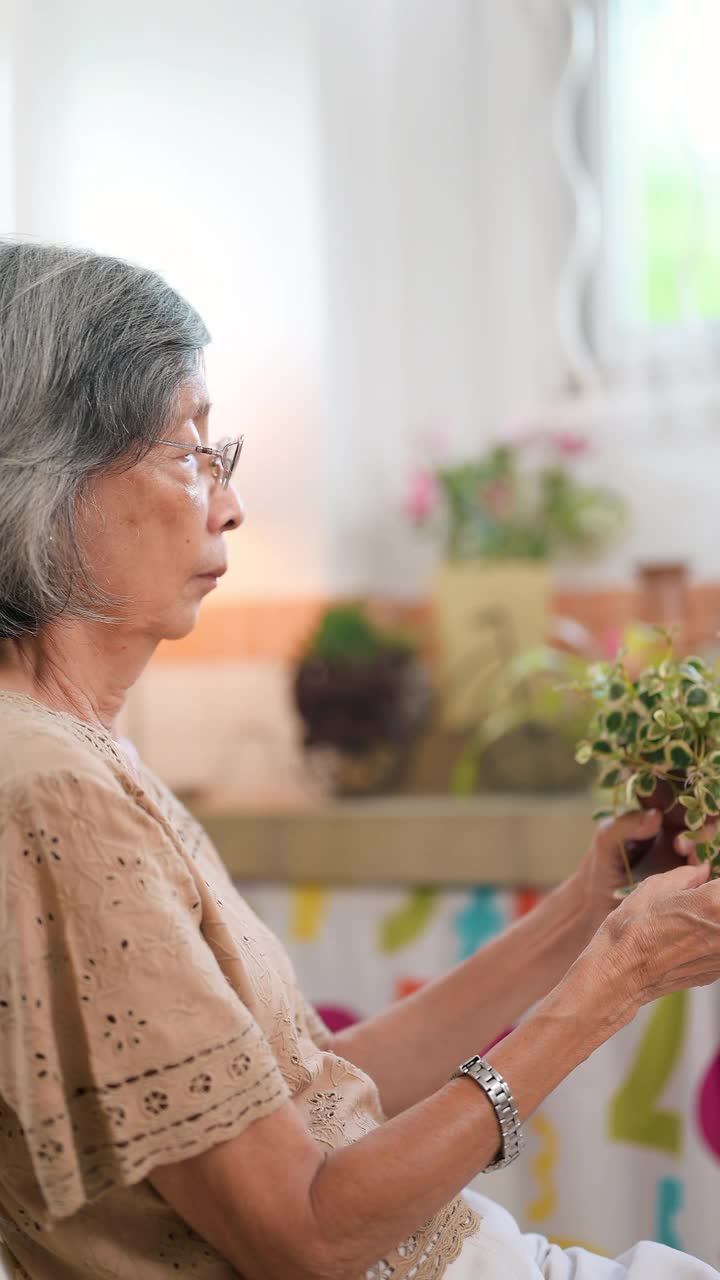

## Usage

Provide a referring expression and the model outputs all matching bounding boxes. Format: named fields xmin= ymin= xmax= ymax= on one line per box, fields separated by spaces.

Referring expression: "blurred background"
xmin=4 ymin=0 xmax=720 ymax=1261
xmin=5 ymin=0 xmax=720 ymax=796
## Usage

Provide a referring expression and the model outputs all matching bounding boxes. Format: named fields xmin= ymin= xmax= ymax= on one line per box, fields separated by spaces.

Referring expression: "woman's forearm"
xmin=309 ymin=952 xmax=633 ymax=1279
xmin=152 ymin=951 xmax=633 ymax=1280
xmin=332 ymin=874 xmax=591 ymax=1117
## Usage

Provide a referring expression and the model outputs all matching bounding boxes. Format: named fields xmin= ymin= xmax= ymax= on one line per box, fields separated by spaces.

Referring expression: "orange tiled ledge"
xmin=153 ymin=584 xmax=720 ymax=664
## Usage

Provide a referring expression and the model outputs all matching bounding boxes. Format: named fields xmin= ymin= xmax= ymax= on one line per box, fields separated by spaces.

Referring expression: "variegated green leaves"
xmin=575 ymin=642 xmax=720 ymax=872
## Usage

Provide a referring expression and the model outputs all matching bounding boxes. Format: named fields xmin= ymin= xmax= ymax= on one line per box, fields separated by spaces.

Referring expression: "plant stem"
xmin=617 ymin=835 xmax=636 ymax=890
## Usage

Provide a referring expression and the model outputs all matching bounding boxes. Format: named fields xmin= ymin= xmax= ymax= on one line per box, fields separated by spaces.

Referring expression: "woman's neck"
xmin=0 ymin=622 xmax=155 ymax=736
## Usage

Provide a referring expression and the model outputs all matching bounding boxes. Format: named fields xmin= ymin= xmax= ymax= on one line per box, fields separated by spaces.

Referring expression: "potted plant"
xmin=574 ymin=635 xmax=720 ymax=886
xmin=407 ymin=434 xmax=625 ymax=563
xmin=406 ymin=431 xmax=626 ymax=729
xmin=451 ymin=645 xmax=593 ymax=795
xmin=293 ymin=604 xmax=431 ymax=795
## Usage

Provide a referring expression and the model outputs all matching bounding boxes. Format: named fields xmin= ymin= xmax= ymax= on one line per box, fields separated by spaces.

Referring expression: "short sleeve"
xmin=0 ymin=768 xmax=290 ymax=1222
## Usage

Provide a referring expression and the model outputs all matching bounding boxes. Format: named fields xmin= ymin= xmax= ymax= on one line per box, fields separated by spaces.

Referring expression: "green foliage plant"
xmin=422 ymin=440 xmax=625 ymax=562
xmin=304 ymin=604 xmax=416 ymax=663
xmin=574 ymin=633 xmax=720 ymax=878
xmin=451 ymin=646 xmax=591 ymax=795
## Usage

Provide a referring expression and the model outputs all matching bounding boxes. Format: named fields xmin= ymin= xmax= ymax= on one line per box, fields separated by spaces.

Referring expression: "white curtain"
xmin=306 ymin=0 xmax=573 ymax=594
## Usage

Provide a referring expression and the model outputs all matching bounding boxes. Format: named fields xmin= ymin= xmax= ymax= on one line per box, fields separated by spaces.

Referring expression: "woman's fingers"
xmin=597 ymin=807 xmax=662 ymax=852
xmin=675 ymin=818 xmax=720 ymax=860
xmin=606 ymin=866 xmax=720 ymax=1007
xmin=633 ymin=861 xmax=711 ymax=897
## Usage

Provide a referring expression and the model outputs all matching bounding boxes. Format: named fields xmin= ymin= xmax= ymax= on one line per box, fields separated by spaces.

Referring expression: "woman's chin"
xmin=160 ymin=601 xmax=204 ymax=642
xmin=156 ymin=579 xmax=220 ymax=643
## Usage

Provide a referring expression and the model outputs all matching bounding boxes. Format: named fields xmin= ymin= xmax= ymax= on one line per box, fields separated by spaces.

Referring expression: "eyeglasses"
xmin=155 ymin=435 xmax=244 ymax=489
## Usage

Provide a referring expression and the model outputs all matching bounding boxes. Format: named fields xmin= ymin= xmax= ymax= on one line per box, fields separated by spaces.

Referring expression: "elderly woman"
xmin=0 ymin=241 xmax=719 ymax=1280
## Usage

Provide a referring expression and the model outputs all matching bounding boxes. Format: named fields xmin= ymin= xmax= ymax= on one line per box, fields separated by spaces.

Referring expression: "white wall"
xmin=8 ymin=0 xmax=334 ymax=598
xmin=2 ymin=0 xmax=578 ymax=599
xmin=4 ymin=0 xmax=715 ymax=598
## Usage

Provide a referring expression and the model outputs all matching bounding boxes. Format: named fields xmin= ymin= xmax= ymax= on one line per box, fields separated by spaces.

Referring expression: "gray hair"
xmin=0 ymin=240 xmax=210 ymax=640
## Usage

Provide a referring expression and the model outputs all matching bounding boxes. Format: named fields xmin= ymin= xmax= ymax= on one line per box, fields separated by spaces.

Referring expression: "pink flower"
xmin=548 ymin=429 xmax=589 ymax=457
xmin=602 ymin=628 xmax=623 ymax=660
xmin=404 ymin=469 xmax=440 ymax=523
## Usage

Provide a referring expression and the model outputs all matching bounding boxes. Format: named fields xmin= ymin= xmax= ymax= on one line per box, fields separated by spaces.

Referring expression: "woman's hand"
xmin=586 ymin=860 xmax=720 ymax=1018
xmin=568 ymin=807 xmax=664 ymax=938
xmin=675 ymin=821 xmax=720 ymax=864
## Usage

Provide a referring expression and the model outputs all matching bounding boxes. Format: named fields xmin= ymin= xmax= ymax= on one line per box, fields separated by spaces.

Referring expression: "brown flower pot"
xmin=293 ymin=654 xmax=432 ymax=794
xmin=627 ymin=777 xmax=689 ymax=879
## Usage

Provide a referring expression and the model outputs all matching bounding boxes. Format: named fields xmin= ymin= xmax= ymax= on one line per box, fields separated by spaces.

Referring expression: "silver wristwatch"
xmin=450 ymin=1055 xmax=524 ymax=1171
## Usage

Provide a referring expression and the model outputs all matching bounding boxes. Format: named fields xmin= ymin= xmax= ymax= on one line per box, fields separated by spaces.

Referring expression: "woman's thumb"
xmin=640 ymin=862 xmax=711 ymax=895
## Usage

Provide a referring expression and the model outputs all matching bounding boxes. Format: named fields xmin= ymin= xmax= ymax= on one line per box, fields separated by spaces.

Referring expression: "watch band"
xmin=450 ymin=1055 xmax=524 ymax=1171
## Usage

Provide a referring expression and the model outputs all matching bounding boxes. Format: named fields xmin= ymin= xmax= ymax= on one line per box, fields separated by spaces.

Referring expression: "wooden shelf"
xmin=189 ymin=792 xmax=595 ymax=887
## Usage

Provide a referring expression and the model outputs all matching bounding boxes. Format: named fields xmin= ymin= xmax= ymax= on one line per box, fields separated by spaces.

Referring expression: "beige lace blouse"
xmin=0 ymin=692 xmax=478 ymax=1279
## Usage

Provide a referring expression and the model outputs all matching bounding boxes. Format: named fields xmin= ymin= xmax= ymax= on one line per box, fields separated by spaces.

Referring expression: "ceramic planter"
xmin=433 ymin=560 xmax=548 ymax=730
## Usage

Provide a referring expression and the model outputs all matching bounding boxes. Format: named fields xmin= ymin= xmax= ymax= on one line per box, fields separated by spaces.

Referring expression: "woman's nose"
xmin=212 ymin=483 xmax=245 ymax=532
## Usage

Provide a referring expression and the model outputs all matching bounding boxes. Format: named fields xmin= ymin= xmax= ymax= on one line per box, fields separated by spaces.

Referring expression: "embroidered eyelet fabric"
xmin=0 ymin=692 xmax=479 ymax=1278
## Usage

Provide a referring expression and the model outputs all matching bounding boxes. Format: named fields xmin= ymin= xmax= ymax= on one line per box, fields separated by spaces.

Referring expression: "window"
xmin=600 ymin=0 xmax=720 ymax=363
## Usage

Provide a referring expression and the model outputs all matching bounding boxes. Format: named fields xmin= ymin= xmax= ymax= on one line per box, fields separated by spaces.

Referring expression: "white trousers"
xmin=443 ymin=1192 xmax=720 ymax=1279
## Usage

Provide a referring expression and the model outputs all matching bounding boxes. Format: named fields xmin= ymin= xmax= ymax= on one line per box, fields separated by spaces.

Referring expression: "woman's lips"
xmin=196 ymin=566 xmax=227 ymax=580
